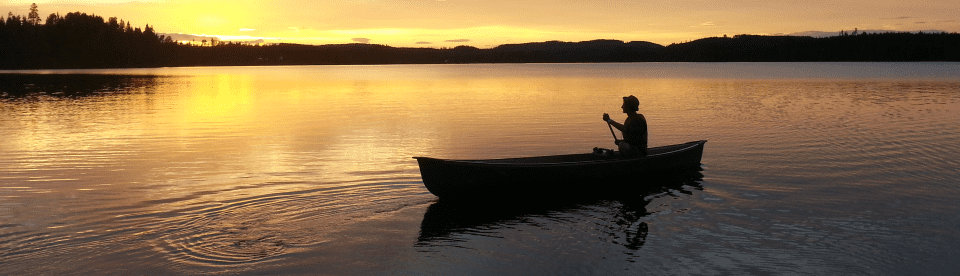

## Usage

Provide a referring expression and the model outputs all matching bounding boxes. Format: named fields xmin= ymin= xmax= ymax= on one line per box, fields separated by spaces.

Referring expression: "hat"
xmin=622 ymin=95 xmax=639 ymax=111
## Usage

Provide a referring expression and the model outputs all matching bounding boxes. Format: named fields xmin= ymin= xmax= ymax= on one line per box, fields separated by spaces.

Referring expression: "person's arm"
xmin=602 ymin=113 xmax=624 ymax=131
xmin=602 ymin=113 xmax=625 ymax=145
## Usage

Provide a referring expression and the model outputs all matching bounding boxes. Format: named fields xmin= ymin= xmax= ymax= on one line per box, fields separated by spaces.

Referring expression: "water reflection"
xmin=0 ymin=74 xmax=163 ymax=99
xmin=416 ymin=169 xmax=704 ymax=256
xmin=2 ymin=64 xmax=959 ymax=274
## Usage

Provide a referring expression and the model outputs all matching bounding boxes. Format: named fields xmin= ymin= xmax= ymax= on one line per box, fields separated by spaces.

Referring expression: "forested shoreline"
xmin=2 ymin=11 xmax=960 ymax=69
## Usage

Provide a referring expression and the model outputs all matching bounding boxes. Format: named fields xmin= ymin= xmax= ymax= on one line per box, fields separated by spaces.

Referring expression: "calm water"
xmin=1 ymin=63 xmax=959 ymax=275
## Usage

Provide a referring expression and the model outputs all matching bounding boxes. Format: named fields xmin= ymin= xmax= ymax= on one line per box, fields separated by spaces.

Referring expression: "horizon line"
xmin=158 ymin=29 xmax=956 ymax=49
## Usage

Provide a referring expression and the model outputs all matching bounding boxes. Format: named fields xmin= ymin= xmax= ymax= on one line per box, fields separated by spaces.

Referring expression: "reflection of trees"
xmin=0 ymin=74 xmax=161 ymax=99
xmin=416 ymin=168 xmax=703 ymax=254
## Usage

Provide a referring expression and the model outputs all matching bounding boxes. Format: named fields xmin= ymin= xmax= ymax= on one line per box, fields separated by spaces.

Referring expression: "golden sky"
xmin=3 ymin=0 xmax=958 ymax=47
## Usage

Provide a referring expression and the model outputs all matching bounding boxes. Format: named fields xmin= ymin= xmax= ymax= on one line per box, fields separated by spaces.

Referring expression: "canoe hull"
xmin=414 ymin=140 xmax=706 ymax=198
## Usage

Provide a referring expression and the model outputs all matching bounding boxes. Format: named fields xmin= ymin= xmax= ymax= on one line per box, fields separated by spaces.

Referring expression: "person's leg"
xmin=618 ymin=142 xmax=639 ymax=157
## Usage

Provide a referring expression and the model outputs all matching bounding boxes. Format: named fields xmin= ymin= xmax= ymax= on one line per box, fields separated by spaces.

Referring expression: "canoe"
xmin=413 ymin=140 xmax=706 ymax=198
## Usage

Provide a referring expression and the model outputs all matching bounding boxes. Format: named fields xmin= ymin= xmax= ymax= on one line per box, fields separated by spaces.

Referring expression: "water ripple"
xmin=0 ymin=175 xmax=433 ymax=269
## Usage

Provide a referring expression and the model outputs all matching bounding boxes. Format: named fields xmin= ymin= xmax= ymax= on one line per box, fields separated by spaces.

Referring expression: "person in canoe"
xmin=603 ymin=95 xmax=648 ymax=157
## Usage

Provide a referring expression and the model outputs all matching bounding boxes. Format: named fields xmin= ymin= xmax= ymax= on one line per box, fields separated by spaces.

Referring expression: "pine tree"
xmin=27 ymin=3 xmax=40 ymax=25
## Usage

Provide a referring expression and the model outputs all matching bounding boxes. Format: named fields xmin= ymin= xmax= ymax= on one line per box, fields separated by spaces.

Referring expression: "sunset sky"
xmin=2 ymin=0 xmax=957 ymax=47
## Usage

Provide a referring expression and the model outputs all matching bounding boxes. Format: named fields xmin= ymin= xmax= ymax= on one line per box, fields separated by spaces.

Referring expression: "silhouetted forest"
xmin=1 ymin=10 xmax=172 ymax=68
xmin=3 ymin=10 xmax=960 ymax=69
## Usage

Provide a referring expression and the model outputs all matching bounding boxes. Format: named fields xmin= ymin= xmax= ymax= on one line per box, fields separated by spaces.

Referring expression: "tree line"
xmin=660 ymin=33 xmax=960 ymax=62
xmin=1 ymin=7 xmax=176 ymax=68
xmin=2 ymin=8 xmax=960 ymax=69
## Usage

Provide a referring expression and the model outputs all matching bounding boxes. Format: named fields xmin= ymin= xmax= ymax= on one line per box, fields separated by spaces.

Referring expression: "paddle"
xmin=607 ymin=122 xmax=618 ymax=145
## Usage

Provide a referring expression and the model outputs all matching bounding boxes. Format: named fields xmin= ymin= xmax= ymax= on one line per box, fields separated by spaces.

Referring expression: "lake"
xmin=2 ymin=63 xmax=959 ymax=275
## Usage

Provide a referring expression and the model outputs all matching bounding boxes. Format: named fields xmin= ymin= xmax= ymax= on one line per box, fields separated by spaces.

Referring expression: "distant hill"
xmin=470 ymin=39 xmax=664 ymax=63
xmin=492 ymin=39 xmax=662 ymax=51
xmin=2 ymin=11 xmax=960 ymax=69
xmin=662 ymin=33 xmax=960 ymax=62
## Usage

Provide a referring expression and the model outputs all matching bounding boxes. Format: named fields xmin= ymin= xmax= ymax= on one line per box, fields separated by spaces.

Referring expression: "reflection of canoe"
xmin=417 ymin=197 xmax=652 ymax=249
xmin=416 ymin=169 xmax=704 ymax=248
xmin=413 ymin=140 xmax=706 ymax=198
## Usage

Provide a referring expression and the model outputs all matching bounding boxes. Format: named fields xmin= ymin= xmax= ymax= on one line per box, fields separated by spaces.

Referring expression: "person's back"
xmin=602 ymin=95 xmax=648 ymax=157
xmin=621 ymin=113 xmax=648 ymax=156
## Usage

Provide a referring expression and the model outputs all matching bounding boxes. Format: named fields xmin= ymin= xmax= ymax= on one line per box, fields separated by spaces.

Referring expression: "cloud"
xmin=159 ymin=33 xmax=217 ymax=42
xmin=352 ymin=38 xmax=370 ymax=43
xmin=915 ymin=21 xmax=927 ymax=24
xmin=444 ymin=39 xmax=470 ymax=43
xmin=689 ymin=22 xmax=718 ymax=28
xmin=787 ymin=31 xmax=839 ymax=37
xmin=937 ymin=20 xmax=956 ymax=23
xmin=882 ymin=16 xmax=912 ymax=20
xmin=415 ymin=41 xmax=432 ymax=44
